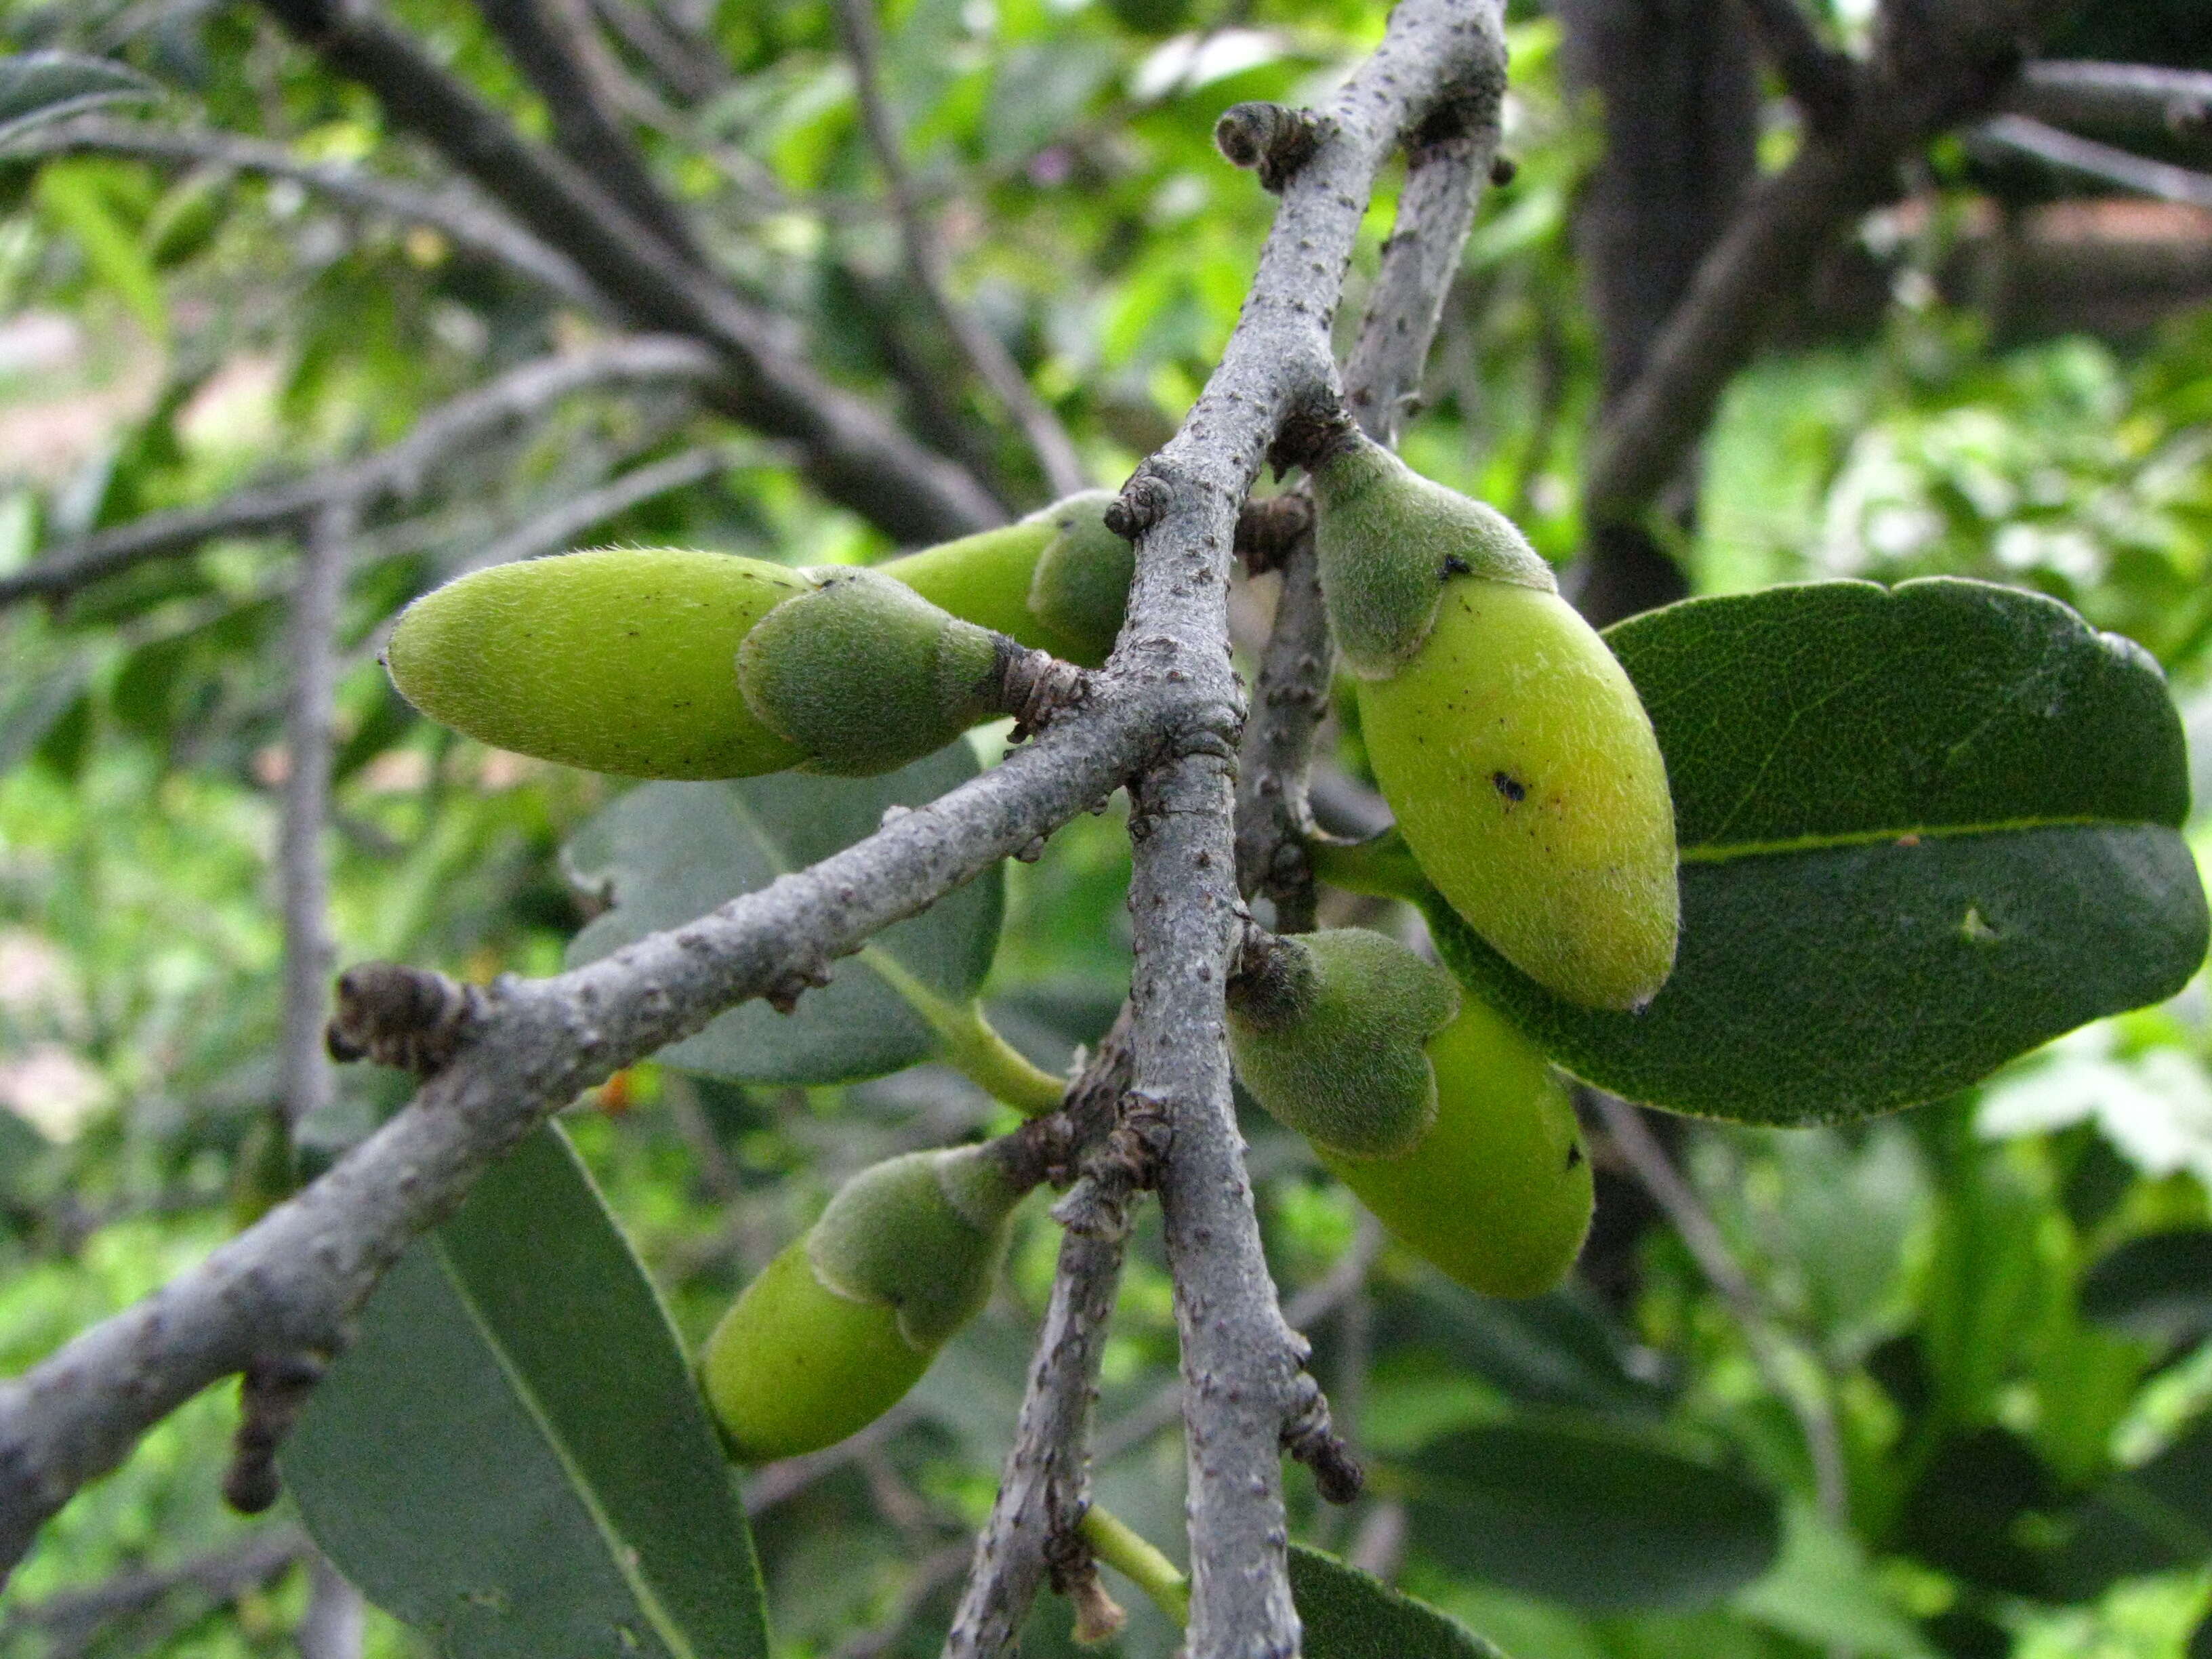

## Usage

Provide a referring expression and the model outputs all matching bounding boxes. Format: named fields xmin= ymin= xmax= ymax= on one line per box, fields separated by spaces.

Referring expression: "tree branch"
xmin=1977 ymin=112 xmax=2212 ymax=208
xmin=0 ymin=335 xmax=721 ymax=609
xmin=943 ymin=1020 xmax=1133 ymax=1658
xmin=1583 ymin=0 xmax=2076 ymax=526
xmin=255 ymin=0 xmax=1002 ymax=543
xmin=827 ymin=0 xmax=1090 ymax=500
xmin=1738 ymin=0 xmax=1857 ymax=135
xmin=0 ymin=1526 xmax=306 ymax=1656
xmin=472 ymin=0 xmax=706 ymax=260
xmin=0 ymin=116 xmax=600 ymax=306
xmin=2010 ymin=59 xmax=2212 ymax=166
xmin=1234 ymin=100 xmax=1494 ymax=926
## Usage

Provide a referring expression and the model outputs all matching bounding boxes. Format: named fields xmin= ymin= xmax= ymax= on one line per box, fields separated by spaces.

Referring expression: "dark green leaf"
xmin=1372 ymin=1279 xmax=1673 ymax=1419
xmin=0 ymin=53 xmax=157 ymax=144
xmin=1394 ymin=1420 xmax=1782 ymax=1612
xmin=1289 ymin=1544 xmax=1507 ymax=1659
xmin=2079 ymin=1229 xmax=2212 ymax=1348
xmin=1893 ymin=1428 xmax=2056 ymax=1597
xmin=1433 ymin=579 xmax=2207 ymax=1123
xmin=283 ymin=1124 xmax=771 ymax=1659
xmin=562 ymin=745 xmax=1002 ymax=1084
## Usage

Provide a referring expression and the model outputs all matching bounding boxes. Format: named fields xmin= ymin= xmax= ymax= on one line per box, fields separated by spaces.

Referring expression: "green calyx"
xmin=737 ymin=567 xmax=1006 ymax=777
xmin=385 ymin=547 xmax=810 ymax=779
xmin=1309 ymin=429 xmax=1555 ymax=678
xmin=1226 ymin=928 xmax=1461 ymax=1158
xmin=805 ymin=1143 xmax=1031 ymax=1349
xmin=878 ymin=490 xmax=1130 ymax=669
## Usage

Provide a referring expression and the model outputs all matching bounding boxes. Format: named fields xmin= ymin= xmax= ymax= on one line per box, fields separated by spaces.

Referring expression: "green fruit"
xmin=385 ymin=548 xmax=809 ymax=779
xmin=699 ymin=1144 xmax=1028 ymax=1464
xmin=1226 ymin=928 xmax=1462 ymax=1158
xmin=1318 ymin=994 xmax=1593 ymax=1298
xmin=737 ymin=567 xmax=1006 ymax=776
xmin=880 ymin=491 xmax=1128 ymax=668
xmin=1311 ymin=433 xmax=1679 ymax=1011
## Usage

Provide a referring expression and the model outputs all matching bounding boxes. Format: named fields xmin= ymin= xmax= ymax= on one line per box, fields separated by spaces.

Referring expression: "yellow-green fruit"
xmin=1319 ymin=994 xmax=1593 ymax=1298
xmin=699 ymin=1144 xmax=1027 ymax=1463
xmin=1312 ymin=434 xmax=1679 ymax=1011
xmin=737 ymin=567 xmax=1006 ymax=776
xmin=879 ymin=491 xmax=1128 ymax=668
xmin=384 ymin=548 xmax=808 ymax=779
xmin=1226 ymin=929 xmax=1461 ymax=1158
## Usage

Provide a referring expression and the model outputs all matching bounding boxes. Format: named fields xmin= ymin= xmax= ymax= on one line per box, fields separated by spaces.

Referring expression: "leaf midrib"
xmin=1681 ymin=814 xmax=2141 ymax=865
xmin=433 ymin=1235 xmax=699 ymax=1659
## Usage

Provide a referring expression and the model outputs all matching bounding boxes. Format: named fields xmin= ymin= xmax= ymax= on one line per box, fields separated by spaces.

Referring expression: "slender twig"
xmin=1589 ymin=1093 xmax=1849 ymax=1521
xmin=588 ymin=0 xmax=724 ymax=106
xmin=0 ymin=117 xmax=599 ymax=306
xmin=0 ymin=337 xmax=720 ymax=609
xmin=1978 ymin=112 xmax=2212 ymax=209
xmin=255 ymin=0 xmax=1002 ymax=543
xmin=277 ymin=499 xmax=354 ymax=1130
xmin=445 ymin=443 xmax=748 ymax=576
xmin=297 ymin=1551 xmax=366 ymax=1659
xmin=827 ymin=0 xmax=1088 ymax=499
xmin=943 ymin=1019 xmax=1132 ymax=1658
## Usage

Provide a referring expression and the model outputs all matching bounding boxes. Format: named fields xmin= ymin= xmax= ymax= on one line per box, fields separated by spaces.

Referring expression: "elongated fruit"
xmin=737 ymin=567 xmax=1008 ymax=775
xmin=1311 ymin=431 xmax=1679 ymax=1010
xmin=385 ymin=548 xmax=809 ymax=779
xmin=1226 ymin=928 xmax=1462 ymax=1158
xmin=1317 ymin=992 xmax=1593 ymax=1298
xmin=879 ymin=491 xmax=1130 ymax=667
xmin=700 ymin=1143 xmax=1029 ymax=1463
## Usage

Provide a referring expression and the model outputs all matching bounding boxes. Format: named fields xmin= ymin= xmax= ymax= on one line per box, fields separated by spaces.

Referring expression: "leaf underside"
xmin=562 ymin=743 xmax=1002 ymax=1085
xmin=1434 ymin=578 xmax=2208 ymax=1124
xmin=1290 ymin=1544 xmax=1508 ymax=1659
xmin=281 ymin=1124 xmax=771 ymax=1659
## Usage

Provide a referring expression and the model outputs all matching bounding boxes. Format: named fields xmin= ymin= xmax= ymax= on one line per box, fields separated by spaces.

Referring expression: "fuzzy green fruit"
xmin=1311 ymin=434 xmax=1679 ymax=1011
xmin=1227 ymin=929 xmax=1462 ymax=1158
xmin=385 ymin=548 xmax=809 ymax=779
xmin=737 ymin=567 xmax=1008 ymax=776
xmin=699 ymin=1144 xmax=1027 ymax=1464
xmin=880 ymin=491 xmax=1128 ymax=668
xmin=1318 ymin=993 xmax=1593 ymax=1298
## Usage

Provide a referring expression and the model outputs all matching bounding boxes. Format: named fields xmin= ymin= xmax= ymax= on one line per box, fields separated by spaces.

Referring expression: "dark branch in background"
xmin=828 ymin=0 xmax=1090 ymax=500
xmin=1737 ymin=0 xmax=1855 ymax=136
xmin=1588 ymin=1092 xmax=1847 ymax=1521
xmin=472 ymin=0 xmax=707 ymax=260
xmin=1976 ymin=112 xmax=2212 ymax=208
xmin=2009 ymin=59 xmax=2212 ymax=167
xmin=446 ymin=443 xmax=760 ymax=577
xmin=588 ymin=0 xmax=725 ymax=106
xmin=0 ymin=117 xmax=600 ymax=307
xmin=0 ymin=1526 xmax=307 ymax=1658
xmin=0 ymin=335 xmax=720 ymax=609
xmin=254 ymin=0 xmax=1002 ymax=543
xmin=1557 ymin=0 xmax=1756 ymax=627
xmin=1581 ymin=0 xmax=2078 ymax=531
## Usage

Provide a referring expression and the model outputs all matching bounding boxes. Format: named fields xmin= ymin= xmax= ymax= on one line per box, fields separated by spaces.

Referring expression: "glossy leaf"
xmin=1393 ymin=1420 xmax=1782 ymax=1612
xmin=282 ymin=1124 xmax=770 ymax=1659
xmin=1290 ymin=1544 xmax=1507 ymax=1659
xmin=0 ymin=52 xmax=157 ymax=144
xmin=562 ymin=745 xmax=1002 ymax=1084
xmin=1431 ymin=579 xmax=2207 ymax=1123
xmin=2078 ymin=1228 xmax=2212 ymax=1348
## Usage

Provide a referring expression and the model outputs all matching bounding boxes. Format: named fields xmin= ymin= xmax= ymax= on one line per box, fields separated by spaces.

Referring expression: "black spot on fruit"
xmin=1492 ymin=771 xmax=1527 ymax=804
xmin=1443 ymin=554 xmax=1473 ymax=577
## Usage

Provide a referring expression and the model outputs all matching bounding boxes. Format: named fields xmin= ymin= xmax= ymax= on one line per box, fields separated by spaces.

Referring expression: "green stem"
xmin=861 ymin=947 xmax=1068 ymax=1117
xmin=1307 ymin=827 xmax=1431 ymax=903
xmin=1080 ymin=1504 xmax=1190 ymax=1629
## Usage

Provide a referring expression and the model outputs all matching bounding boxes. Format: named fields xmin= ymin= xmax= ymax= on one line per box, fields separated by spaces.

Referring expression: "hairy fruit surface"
xmin=386 ymin=548 xmax=811 ymax=779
